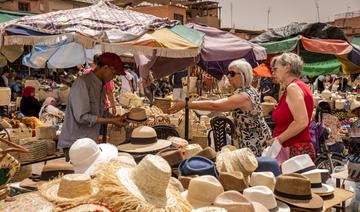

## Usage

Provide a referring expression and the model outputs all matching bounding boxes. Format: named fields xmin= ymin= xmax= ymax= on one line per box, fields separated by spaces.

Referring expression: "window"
xmin=174 ymin=13 xmax=184 ymax=24
xmin=18 ymin=2 xmax=30 ymax=12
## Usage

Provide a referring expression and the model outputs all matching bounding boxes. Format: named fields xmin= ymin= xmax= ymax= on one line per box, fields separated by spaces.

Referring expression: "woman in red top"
xmin=267 ymin=53 xmax=316 ymax=160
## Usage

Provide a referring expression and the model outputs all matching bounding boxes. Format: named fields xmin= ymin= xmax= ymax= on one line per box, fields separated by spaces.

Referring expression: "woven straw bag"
xmin=36 ymin=126 xmax=57 ymax=140
xmin=18 ymin=141 xmax=47 ymax=163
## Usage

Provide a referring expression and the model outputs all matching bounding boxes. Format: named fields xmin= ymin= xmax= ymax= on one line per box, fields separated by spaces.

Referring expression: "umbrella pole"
xmin=185 ymin=65 xmax=191 ymax=140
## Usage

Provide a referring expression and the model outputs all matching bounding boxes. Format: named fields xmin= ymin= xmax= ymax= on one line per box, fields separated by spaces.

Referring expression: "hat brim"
xmin=252 ymin=201 xmax=270 ymax=212
xmin=275 ymin=192 xmax=323 ymax=210
xmin=126 ymin=117 xmax=148 ymax=122
xmin=302 ymin=168 xmax=329 ymax=175
xmin=276 ymin=200 xmax=291 ymax=212
xmin=117 ymin=139 xmax=171 ymax=153
xmin=312 ymin=184 xmax=335 ymax=196
xmin=181 ymin=190 xmax=212 ymax=209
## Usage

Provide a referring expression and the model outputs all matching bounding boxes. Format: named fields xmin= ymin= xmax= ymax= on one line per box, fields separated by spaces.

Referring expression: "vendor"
xmin=39 ymin=97 xmax=65 ymax=126
xmin=20 ymin=86 xmax=41 ymax=118
xmin=58 ymin=53 xmax=128 ymax=161
xmin=267 ymin=53 xmax=316 ymax=160
xmin=167 ymin=59 xmax=271 ymax=156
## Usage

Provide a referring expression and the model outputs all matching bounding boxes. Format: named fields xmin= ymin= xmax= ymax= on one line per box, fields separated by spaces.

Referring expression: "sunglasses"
xmin=227 ymin=71 xmax=240 ymax=78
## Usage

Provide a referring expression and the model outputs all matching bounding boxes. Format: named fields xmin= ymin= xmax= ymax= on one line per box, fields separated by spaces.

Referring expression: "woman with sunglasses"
xmin=167 ymin=59 xmax=271 ymax=156
xmin=268 ymin=53 xmax=316 ymax=160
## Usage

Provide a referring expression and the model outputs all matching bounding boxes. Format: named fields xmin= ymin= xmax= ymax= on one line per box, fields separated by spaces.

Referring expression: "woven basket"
xmin=0 ymin=87 xmax=11 ymax=106
xmin=36 ymin=126 xmax=57 ymax=140
xmin=154 ymin=98 xmax=171 ymax=112
xmin=6 ymin=128 xmax=32 ymax=142
xmin=44 ymin=139 xmax=56 ymax=156
xmin=18 ymin=141 xmax=47 ymax=163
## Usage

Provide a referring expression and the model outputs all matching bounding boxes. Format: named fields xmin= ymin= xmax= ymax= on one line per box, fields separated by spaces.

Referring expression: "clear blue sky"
xmin=219 ymin=0 xmax=360 ymax=30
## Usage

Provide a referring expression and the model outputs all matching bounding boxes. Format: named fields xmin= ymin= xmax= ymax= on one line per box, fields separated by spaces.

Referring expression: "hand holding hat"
xmin=111 ymin=114 xmax=129 ymax=128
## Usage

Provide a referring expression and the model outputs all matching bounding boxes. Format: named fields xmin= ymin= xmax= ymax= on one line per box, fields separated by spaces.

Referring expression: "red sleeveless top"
xmin=272 ymin=79 xmax=314 ymax=147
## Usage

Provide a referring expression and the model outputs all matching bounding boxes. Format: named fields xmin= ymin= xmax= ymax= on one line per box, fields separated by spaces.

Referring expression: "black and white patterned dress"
xmin=232 ymin=86 xmax=272 ymax=156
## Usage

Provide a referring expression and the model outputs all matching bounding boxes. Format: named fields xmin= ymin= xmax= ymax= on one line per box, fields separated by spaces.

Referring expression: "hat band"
xmin=274 ymin=189 xmax=312 ymax=200
xmin=311 ymin=182 xmax=322 ymax=188
xmin=130 ymin=136 xmax=157 ymax=144
xmin=294 ymin=165 xmax=316 ymax=174
xmin=269 ymin=206 xmax=279 ymax=212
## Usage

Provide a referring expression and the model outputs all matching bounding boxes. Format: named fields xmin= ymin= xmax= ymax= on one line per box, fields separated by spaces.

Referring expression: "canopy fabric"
xmin=0 ymin=10 xmax=34 ymax=23
xmin=302 ymin=59 xmax=340 ymax=76
xmin=337 ymin=54 xmax=360 ymax=75
xmin=0 ymin=45 xmax=24 ymax=67
xmin=301 ymin=36 xmax=352 ymax=55
xmin=259 ymin=36 xmax=300 ymax=54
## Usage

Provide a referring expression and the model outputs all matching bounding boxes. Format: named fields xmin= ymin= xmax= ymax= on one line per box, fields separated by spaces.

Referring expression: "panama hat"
xmin=196 ymin=147 xmax=217 ymax=161
xmin=274 ymin=173 xmax=323 ymax=210
xmin=69 ymin=138 xmax=118 ymax=175
xmin=39 ymin=174 xmax=98 ymax=204
xmin=281 ymin=154 xmax=328 ymax=175
xmin=179 ymin=156 xmax=218 ymax=177
xmin=184 ymin=144 xmax=203 ymax=159
xmin=256 ymin=157 xmax=281 ymax=176
xmin=109 ymin=153 xmax=137 ymax=168
xmin=157 ymin=148 xmax=184 ymax=167
xmin=250 ymin=172 xmax=276 ymax=192
xmin=243 ymin=186 xmax=290 ymax=212
xmin=181 ymin=175 xmax=224 ymax=209
xmin=214 ymin=190 xmax=269 ymax=212
xmin=167 ymin=136 xmax=189 ymax=148
xmin=178 ymin=175 xmax=198 ymax=189
xmin=95 ymin=154 xmax=192 ymax=211
xmin=194 ymin=206 xmax=227 ymax=212
xmin=117 ymin=126 xmax=171 ymax=153
xmin=302 ymin=172 xmax=334 ymax=196
xmin=218 ymin=171 xmax=248 ymax=192
xmin=126 ymin=107 xmax=147 ymax=122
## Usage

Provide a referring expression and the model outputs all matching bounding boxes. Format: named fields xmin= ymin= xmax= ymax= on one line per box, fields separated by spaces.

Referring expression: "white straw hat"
xmin=281 ymin=154 xmax=328 ymax=175
xmin=302 ymin=172 xmax=334 ymax=196
xmin=243 ymin=186 xmax=290 ymax=212
xmin=184 ymin=144 xmax=203 ymax=159
xmin=69 ymin=138 xmax=118 ymax=175
xmin=250 ymin=172 xmax=276 ymax=192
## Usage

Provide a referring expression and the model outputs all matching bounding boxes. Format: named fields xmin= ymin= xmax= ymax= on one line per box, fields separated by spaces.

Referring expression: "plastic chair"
xmin=152 ymin=125 xmax=179 ymax=140
xmin=207 ymin=116 xmax=235 ymax=152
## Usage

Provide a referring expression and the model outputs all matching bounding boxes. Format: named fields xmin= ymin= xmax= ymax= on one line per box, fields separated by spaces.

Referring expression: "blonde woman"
xmin=167 ymin=59 xmax=271 ymax=156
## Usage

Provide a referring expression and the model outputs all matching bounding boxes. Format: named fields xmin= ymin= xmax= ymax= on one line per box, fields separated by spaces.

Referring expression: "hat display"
xmin=117 ymin=126 xmax=171 ymax=153
xmin=214 ymin=190 xmax=269 ymax=212
xmin=216 ymin=148 xmax=258 ymax=177
xmin=109 ymin=153 xmax=137 ymax=168
xmin=281 ymin=154 xmax=328 ymax=175
xmin=302 ymin=172 xmax=334 ymax=196
xmin=98 ymin=52 xmax=125 ymax=75
xmin=219 ymin=171 xmax=248 ymax=192
xmin=348 ymin=161 xmax=360 ymax=180
xmin=39 ymin=174 xmax=98 ymax=204
xmin=250 ymin=172 xmax=276 ymax=192
xmin=126 ymin=107 xmax=147 ymax=122
xmin=274 ymin=173 xmax=323 ymax=210
xmin=95 ymin=154 xmax=192 ymax=211
xmin=157 ymin=148 xmax=184 ymax=167
xmin=179 ymin=156 xmax=218 ymax=177
xmin=184 ymin=144 xmax=203 ymax=159
xmin=255 ymin=157 xmax=281 ymax=177
xmin=243 ymin=186 xmax=290 ymax=212
xmin=181 ymin=175 xmax=224 ymax=209
xmin=70 ymin=138 xmax=118 ymax=175
xmin=196 ymin=147 xmax=217 ymax=161
xmin=60 ymin=202 xmax=115 ymax=212
xmin=194 ymin=206 xmax=227 ymax=212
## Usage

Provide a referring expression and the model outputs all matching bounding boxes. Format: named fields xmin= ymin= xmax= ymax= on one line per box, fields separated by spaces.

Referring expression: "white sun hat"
xmin=250 ymin=172 xmax=276 ymax=192
xmin=281 ymin=154 xmax=328 ymax=175
xmin=69 ymin=138 xmax=118 ymax=175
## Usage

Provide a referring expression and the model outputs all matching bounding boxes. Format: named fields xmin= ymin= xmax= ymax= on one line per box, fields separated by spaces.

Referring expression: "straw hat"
xmin=184 ymin=144 xmax=203 ymax=159
xmin=194 ymin=206 xmax=227 ymax=212
xmin=60 ymin=202 xmax=115 ymax=212
xmin=178 ymin=175 xmax=198 ymax=190
xmin=220 ymin=145 xmax=237 ymax=153
xmin=126 ymin=107 xmax=147 ymax=122
xmin=39 ymin=174 xmax=98 ymax=204
xmin=169 ymin=177 xmax=185 ymax=192
xmin=281 ymin=154 xmax=328 ymax=175
xmin=243 ymin=186 xmax=290 ymax=212
xmin=168 ymin=136 xmax=189 ymax=148
xmin=218 ymin=171 xmax=248 ymax=192
xmin=302 ymin=172 xmax=334 ymax=196
xmin=250 ymin=172 xmax=276 ymax=192
xmin=179 ymin=156 xmax=218 ymax=177
xmin=274 ymin=173 xmax=323 ymax=210
xmin=255 ymin=157 xmax=281 ymax=177
xmin=117 ymin=126 xmax=171 ymax=153
xmin=214 ymin=190 xmax=269 ymax=212
xmin=157 ymin=148 xmax=184 ymax=167
xmin=95 ymin=154 xmax=192 ymax=211
xmin=181 ymin=175 xmax=224 ymax=209
xmin=70 ymin=138 xmax=118 ymax=175
xmin=109 ymin=153 xmax=137 ymax=168
xmin=196 ymin=147 xmax=217 ymax=161
xmin=216 ymin=148 xmax=258 ymax=177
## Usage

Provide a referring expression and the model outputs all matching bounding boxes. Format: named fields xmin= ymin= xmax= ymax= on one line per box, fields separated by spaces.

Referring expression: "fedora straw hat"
xmin=70 ymin=138 xmax=118 ymax=175
xmin=281 ymin=154 xmax=328 ymax=175
xmin=59 ymin=202 xmax=115 ymax=212
xmin=243 ymin=186 xmax=290 ymax=212
xmin=117 ymin=126 xmax=171 ymax=153
xmin=194 ymin=206 xmax=228 ymax=212
xmin=302 ymin=172 xmax=334 ymax=196
xmin=214 ymin=190 xmax=269 ymax=212
xmin=157 ymin=148 xmax=184 ymax=167
xmin=126 ymin=107 xmax=147 ymax=122
xmin=274 ymin=173 xmax=323 ymax=210
xmin=95 ymin=154 xmax=192 ymax=211
xmin=168 ymin=136 xmax=189 ymax=148
xmin=179 ymin=156 xmax=218 ymax=177
xmin=109 ymin=153 xmax=137 ymax=168
xmin=184 ymin=144 xmax=203 ymax=159
xmin=182 ymin=175 xmax=224 ymax=209
xmin=219 ymin=171 xmax=248 ymax=192
xmin=39 ymin=174 xmax=98 ymax=204
xmin=178 ymin=175 xmax=198 ymax=189
xmin=196 ymin=147 xmax=217 ymax=161
xmin=255 ymin=157 xmax=281 ymax=177
xmin=250 ymin=172 xmax=276 ymax=191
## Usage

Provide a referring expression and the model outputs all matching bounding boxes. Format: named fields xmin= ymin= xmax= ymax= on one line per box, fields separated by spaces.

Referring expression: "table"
xmin=331 ymin=170 xmax=358 ymax=212
xmin=323 ymin=188 xmax=354 ymax=212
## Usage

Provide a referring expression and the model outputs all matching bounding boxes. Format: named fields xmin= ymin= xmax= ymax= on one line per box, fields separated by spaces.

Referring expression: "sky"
xmin=218 ymin=0 xmax=360 ymax=30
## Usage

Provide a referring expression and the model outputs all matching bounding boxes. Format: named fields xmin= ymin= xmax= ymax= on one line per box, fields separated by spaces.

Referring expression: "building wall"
xmin=48 ymin=0 xmax=86 ymax=11
xmin=132 ymin=5 xmax=187 ymax=24
xmin=0 ymin=0 xmax=49 ymax=13
xmin=188 ymin=16 xmax=219 ymax=28
xmin=333 ymin=16 xmax=360 ymax=39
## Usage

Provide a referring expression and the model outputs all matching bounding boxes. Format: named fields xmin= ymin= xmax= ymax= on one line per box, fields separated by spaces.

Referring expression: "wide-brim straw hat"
xmin=39 ymin=174 xmax=99 ymax=204
xmin=157 ymin=147 xmax=184 ymax=167
xmin=0 ymin=192 xmax=55 ymax=211
xmin=126 ymin=107 xmax=148 ymax=122
xmin=219 ymin=171 xmax=248 ymax=192
xmin=59 ymin=202 xmax=115 ymax=212
xmin=302 ymin=172 xmax=334 ymax=196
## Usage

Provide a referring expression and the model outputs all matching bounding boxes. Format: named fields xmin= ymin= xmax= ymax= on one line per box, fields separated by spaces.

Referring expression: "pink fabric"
xmin=276 ymin=147 xmax=290 ymax=165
